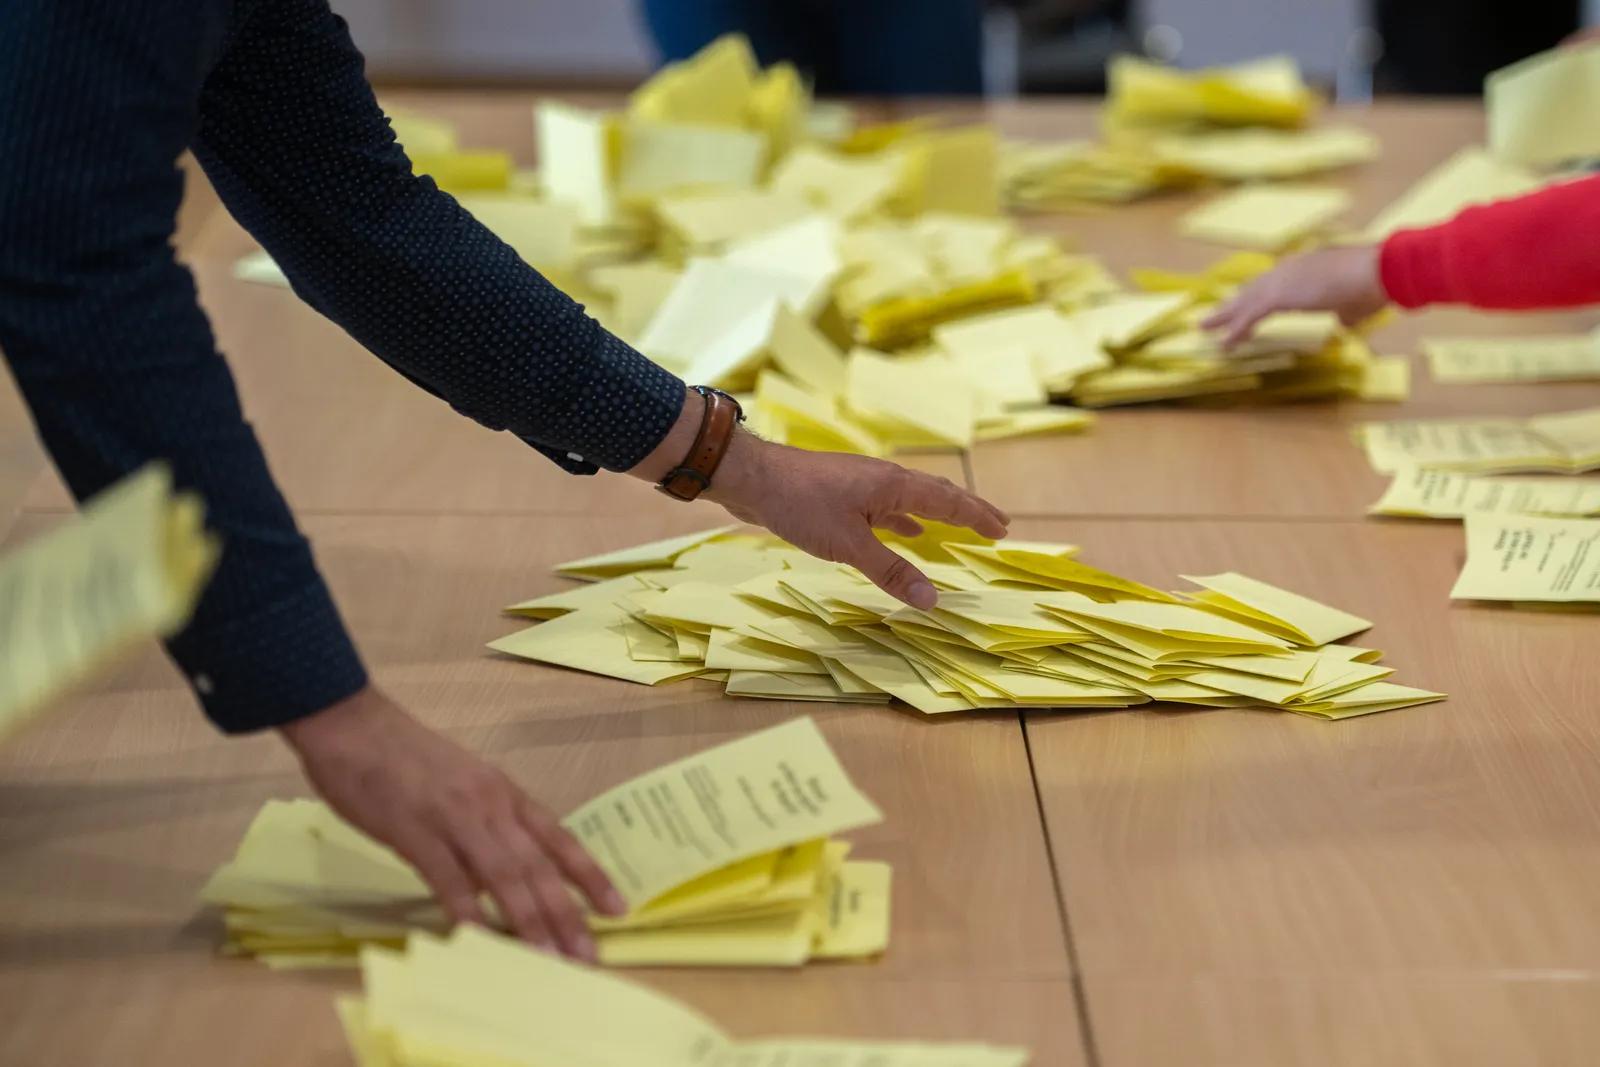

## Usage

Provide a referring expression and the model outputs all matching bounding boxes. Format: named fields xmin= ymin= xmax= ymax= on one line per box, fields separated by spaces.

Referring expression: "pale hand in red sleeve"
xmin=1202 ymin=245 xmax=1389 ymax=348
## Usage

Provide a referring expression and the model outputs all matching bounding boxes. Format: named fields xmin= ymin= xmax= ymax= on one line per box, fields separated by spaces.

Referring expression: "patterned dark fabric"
xmin=0 ymin=0 xmax=685 ymax=733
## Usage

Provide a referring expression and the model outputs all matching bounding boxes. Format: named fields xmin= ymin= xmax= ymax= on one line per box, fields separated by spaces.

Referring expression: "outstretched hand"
xmin=1202 ymin=245 xmax=1388 ymax=348
xmin=279 ymin=687 xmax=625 ymax=961
xmin=707 ymin=434 xmax=1010 ymax=609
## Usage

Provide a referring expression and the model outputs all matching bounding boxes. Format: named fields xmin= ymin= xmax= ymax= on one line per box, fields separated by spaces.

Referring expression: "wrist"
xmin=278 ymin=684 xmax=385 ymax=755
xmin=626 ymin=384 xmax=703 ymax=484
xmin=702 ymin=427 xmax=773 ymax=510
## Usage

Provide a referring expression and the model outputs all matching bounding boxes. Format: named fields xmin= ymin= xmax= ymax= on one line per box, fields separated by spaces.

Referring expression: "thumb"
xmin=846 ymin=533 xmax=937 ymax=610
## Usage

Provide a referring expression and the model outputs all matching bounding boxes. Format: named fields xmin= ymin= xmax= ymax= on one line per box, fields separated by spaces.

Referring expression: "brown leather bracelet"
xmin=656 ymin=386 xmax=744 ymax=501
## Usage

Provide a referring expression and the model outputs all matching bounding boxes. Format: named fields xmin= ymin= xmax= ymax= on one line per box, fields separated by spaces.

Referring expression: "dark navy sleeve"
xmin=0 ymin=0 xmax=369 ymax=733
xmin=191 ymin=0 xmax=687 ymax=476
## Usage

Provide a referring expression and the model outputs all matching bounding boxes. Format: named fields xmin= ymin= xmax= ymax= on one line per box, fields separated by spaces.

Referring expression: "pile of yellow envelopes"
xmin=0 ymin=465 xmax=218 ymax=740
xmin=203 ymin=718 xmax=892 ymax=969
xmin=491 ymin=525 xmax=1445 ymax=720
xmin=1003 ymin=56 xmax=1378 ymax=211
xmin=237 ymin=38 xmax=1405 ymax=458
xmin=1051 ymin=257 xmax=1409 ymax=407
xmin=339 ymin=925 xmax=1030 ymax=1067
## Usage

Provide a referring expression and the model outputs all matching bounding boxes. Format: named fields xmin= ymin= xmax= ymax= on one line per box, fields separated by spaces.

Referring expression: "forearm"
xmin=1380 ymin=175 xmax=1600 ymax=310
xmin=0 ymin=0 xmax=367 ymax=733
xmin=194 ymin=0 xmax=685 ymax=474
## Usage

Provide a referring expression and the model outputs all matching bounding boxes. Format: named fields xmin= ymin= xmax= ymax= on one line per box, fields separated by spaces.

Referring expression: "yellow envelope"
xmin=845 ymin=348 xmax=975 ymax=448
xmin=1487 ymin=43 xmax=1600 ymax=167
xmin=1179 ymin=184 xmax=1349 ymax=250
xmin=1180 ymin=572 xmax=1370 ymax=645
xmin=535 ymin=102 xmax=619 ymax=225
xmin=554 ymin=527 xmax=740 ymax=580
xmin=1362 ymin=147 xmax=1541 ymax=241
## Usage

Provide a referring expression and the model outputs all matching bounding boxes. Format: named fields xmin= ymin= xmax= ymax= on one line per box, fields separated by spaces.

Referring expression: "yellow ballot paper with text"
xmin=562 ymin=717 xmax=884 ymax=910
xmin=0 ymin=464 xmax=218 ymax=739
xmin=1423 ymin=334 xmax=1600 ymax=384
xmin=1370 ymin=468 xmax=1600 ymax=520
xmin=1451 ymin=513 xmax=1600 ymax=604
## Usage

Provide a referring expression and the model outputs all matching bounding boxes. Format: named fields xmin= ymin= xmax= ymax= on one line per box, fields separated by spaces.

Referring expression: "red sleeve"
xmin=1378 ymin=174 xmax=1600 ymax=311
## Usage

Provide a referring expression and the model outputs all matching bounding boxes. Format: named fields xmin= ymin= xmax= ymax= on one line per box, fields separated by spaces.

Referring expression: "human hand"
xmin=704 ymin=433 xmax=1010 ymax=610
xmin=278 ymin=686 xmax=624 ymax=960
xmin=1563 ymin=27 xmax=1600 ymax=49
xmin=1202 ymin=245 xmax=1388 ymax=347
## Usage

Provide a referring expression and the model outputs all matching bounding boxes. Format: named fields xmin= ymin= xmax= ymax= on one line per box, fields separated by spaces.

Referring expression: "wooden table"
xmin=2 ymin=95 xmax=1598 ymax=1067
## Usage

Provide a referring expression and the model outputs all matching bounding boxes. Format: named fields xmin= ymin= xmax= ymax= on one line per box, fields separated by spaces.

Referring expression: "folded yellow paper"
xmin=338 ymin=926 xmax=1031 ymax=1067
xmin=1370 ymin=467 xmax=1600 ymax=520
xmin=1487 ymin=44 xmax=1600 ymax=167
xmin=1179 ymin=184 xmax=1349 ymax=250
xmin=0 ymin=465 xmax=218 ymax=740
xmin=1424 ymin=334 xmax=1600 ymax=384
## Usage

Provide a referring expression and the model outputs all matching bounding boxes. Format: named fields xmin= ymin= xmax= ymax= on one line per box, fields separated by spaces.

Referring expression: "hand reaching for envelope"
xmin=1202 ymin=245 xmax=1389 ymax=347
xmin=705 ymin=431 xmax=1011 ymax=610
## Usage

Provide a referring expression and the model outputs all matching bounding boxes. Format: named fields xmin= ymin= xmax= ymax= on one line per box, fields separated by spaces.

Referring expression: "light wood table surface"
xmin=3 ymin=92 xmax=1598 ymax=1067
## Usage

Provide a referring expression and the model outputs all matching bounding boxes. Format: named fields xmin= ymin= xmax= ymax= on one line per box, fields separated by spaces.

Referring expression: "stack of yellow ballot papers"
xmin=491 ymin=526 xmax=1444 ymax=721
xmin=1055 ymin=260 xmax=1407 ymax=408
xmin=0 ymin=464 xmax=218 ymax=741
xmin=203 ymin=718 xmax=891 ymax=969
xmin=1371 ymin=467 xmax=1600 ymax=521
xmin=1357 ymin=406 xmax=1600 ymax=475
xmin=1002 ymin=56 xmax=1375 ymax=212
xmin=339 ymin=926 xmax=1030 ymax=1067
xmin=1451 ymin=513 xmax=1600 ymax=606
xmin=1423 ymin=332 xmax=1600 ymax=384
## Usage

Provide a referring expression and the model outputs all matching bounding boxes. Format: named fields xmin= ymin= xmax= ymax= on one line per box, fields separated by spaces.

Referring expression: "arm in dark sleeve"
xmin=1380 ymin=175 xmax=1600 ymax=311
xmin=192 ymin=0 xmax=687 ymax=476
xmin=0 ymin=1 xmax=367 ymax=733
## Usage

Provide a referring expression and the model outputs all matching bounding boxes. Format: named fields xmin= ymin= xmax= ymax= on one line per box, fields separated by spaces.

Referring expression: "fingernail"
xmin=604 ymin=889 xmax=627 ymax=914
xmin=908 ymin=581 xmax=937 ymax=609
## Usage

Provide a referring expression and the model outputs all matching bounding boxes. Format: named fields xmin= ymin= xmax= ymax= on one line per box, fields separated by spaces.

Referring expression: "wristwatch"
xmin=656 ymin=385 xmax=745 ymax=501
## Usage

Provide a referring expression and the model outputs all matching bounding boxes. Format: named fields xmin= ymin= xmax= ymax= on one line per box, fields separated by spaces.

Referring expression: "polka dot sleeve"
xmin=192 ymin=0 xmax=687 ymax=476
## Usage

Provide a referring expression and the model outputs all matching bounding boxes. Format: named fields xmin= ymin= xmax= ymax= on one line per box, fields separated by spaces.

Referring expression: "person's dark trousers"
xmin=640 ymin=0 xmax=985 ymax=95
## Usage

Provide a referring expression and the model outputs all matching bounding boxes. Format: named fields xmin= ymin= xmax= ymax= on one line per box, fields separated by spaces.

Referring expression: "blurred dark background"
xmin=337 ymin=0 xmax=1587 ymax=97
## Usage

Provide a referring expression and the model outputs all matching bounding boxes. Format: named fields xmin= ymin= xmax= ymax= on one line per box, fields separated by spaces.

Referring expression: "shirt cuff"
xmin=165 ymin=579 xmax=369 ymax=735
xmin=1379 ymin=227 xmax=1455 ymax=309
xmin=521 ymin=329 xmax=686 ymax=473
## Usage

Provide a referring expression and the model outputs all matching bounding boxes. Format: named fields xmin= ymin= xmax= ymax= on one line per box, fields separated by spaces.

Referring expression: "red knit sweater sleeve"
xmin=1379 ymin=174 xmax=1600 ymax=311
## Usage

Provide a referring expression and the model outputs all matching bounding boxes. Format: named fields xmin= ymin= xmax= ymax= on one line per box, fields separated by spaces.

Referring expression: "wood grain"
xmin=1088 ymin=975 xmax=1600 ymax=1067
xmin=0 ymin=510 xmax=1075 ymax=1065
xmin=1017 ymin=516 xmax=1600 ymax=979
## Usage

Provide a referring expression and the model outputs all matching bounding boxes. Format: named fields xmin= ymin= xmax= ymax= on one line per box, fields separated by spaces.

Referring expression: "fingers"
xmin=451 ymin=814 xmax=557 ymax=953
xmin=846 ymin=531 xmax=938 ymax=609
xmin=387 ymin=824 xmax=487 ymax=929
xmin=886 ymin=470 xmax=1009 ymax=539
xmin=518 ymin=800 xmax=627 ymax=916
xmin=879 ymin=514 xmax=925 ymax=538
xmin=1204 ymin=294 xmax=1271 ymax=349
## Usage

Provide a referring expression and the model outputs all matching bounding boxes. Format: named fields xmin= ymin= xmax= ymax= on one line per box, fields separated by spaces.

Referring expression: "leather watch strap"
xmin=656 ymin=386 xmax=744 ymax=501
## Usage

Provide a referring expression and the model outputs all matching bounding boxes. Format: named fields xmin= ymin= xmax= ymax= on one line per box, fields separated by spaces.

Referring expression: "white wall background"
xmin=332 ymin=0 xmax=656 ymax=81
xmin=1137 ymin=0 xmax=1362 ymax=81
